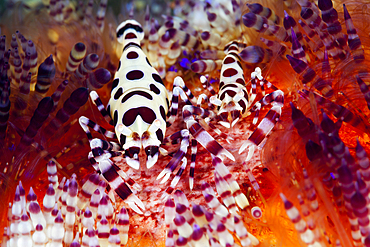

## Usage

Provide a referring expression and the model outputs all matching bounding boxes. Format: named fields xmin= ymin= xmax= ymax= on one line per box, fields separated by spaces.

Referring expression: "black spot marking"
xmin=152 ymin=73 xmax=164 ymax=85
xmin=224 ymin=56 xmax=235 ymax=64
xmin=239 ymin=100 xmax=247 ymax=113
xmin=220 ymin=90 xmax=236 ymax=100
xmin=114 ymin=87 xmax=123 ymax=100
xmin=243 ymin=90 xmax=249 ymax=100
xmin=123 ymin=107 xmax=156 ymax=126
xmin=123 ymin=42 xmax=141 ymax=51
xmin=166 ymin=98 xmax=170 ymax=108
xmin=112 ymin=78 xmax=119 ymax=91
xmin=146 ymin=57 xmax=152 ymax=67
xmin=127 ymin=51 xmax=139 ymax=59
xmin=160 ymin=105 xmax=166 ymax=120
xmin=121 ymin=90 xmax=153 ymax=103
xmin=113 ymin=110 xmax=118 ymax=126
xmin=220 ymin=83 xmax=238 ymax=91
xmin=236 ymin=78 xmax=245 ymax=85
xmin=117 ymin=23 xmax=143 ymax=38
xmin=227 ymin=45 xmax=239 ymax=52
xmin=120 ymin=133 xmax=126 ymax=145
xmin=107 ymin=105 xmax=111 ymax=117
xmin=237 ymin=60 xmax=243 ymax=69
xmin=125 ymin=33 xmax=137 ymax=39
xmin=228 ymin=52 xmax=239 ymax=58
xmin=117 ymin=61 xmax=121 ymax=70
xmin=223 ymin=68 xmax=238 ymax=77
xmin=126 ymin=70 xmax=144 ymax=80
xmin=156 ymin=129 xmax=164 ymax=142
xmin=150 ymin=84 xmax=160 ymax=94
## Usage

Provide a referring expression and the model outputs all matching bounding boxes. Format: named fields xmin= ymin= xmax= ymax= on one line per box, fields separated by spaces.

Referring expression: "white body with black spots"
xmin=197 ymin=41 xmax=284 ymax=161
xmin=109 ymin=20 xmax=169 ymax=170
xmin=79 ymin=20 xmax=237 ymax=212
xmin=214 ymin=41 xmax=251 ymax=128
